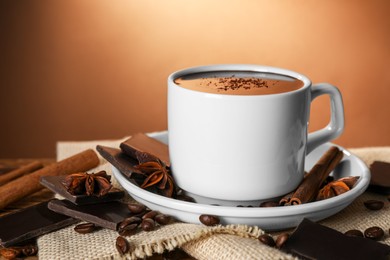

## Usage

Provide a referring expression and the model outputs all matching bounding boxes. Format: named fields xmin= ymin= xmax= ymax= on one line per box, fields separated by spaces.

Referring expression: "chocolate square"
xmin=281 ymin=219 xmax=390 ymax=260
xmin=48 ymin=199 xmax=132 ymax=230
xmin=368 ymin=161 xmax=390 ymax=194
xmin=0 ymin=200 xmax=78 ymax=247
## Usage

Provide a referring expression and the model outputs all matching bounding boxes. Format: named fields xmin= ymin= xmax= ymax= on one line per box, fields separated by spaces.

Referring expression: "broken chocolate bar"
xmin=96 ymin=145 xmax=141 ymax=178
xmin=0 ymin=200 xmax=78 ymax=247
xmin=368 ymin=161 xmax=390 ymax=194
xmin=120 ymin=133 xmax=170 ymax=167
xmin=48 ymin=199 xmax=132 ymax=230
xmin=281 ymin=218 xmax=390 ymax=260
xmin=40 ymin=176 xmax=124 ymax=205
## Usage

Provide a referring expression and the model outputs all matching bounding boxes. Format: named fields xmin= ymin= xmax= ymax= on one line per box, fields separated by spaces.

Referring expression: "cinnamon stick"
xmin=0 ymin=161 xmax=43 ymax=186
xmin=279 ymin=172 xmax=309 ymax=205
xmin=288 ymin=146 xmax=344 ymax=205
xmin=0 ymin=149 xmax=99 ymax=210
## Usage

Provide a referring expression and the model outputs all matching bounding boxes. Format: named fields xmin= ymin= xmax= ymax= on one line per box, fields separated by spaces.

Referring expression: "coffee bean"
xmin=21 ymin=245 xmax=38 ymax=256
xmin=127 ymin=203 xmax=146 ymax=214
xmin=364 ymin=200 xmax=384 ymax=211
xmin=199 ymin=214 xmax=220 ymax=226
xmin=258 ymin=234 xmax=276 ymax=247
xmin=74 ymin=223 xmax=98 ymax=234
xmin=118 ymin=217 xmax=142 ymax=230
xmin=116 ymin=236 xmax=130 ymax=255
xmin=118 ymin=223 xmax=138 ymax=236
xmin=142 ymin=210 xmax=158 ymax=220
xmin=344 ymin=229 xmax=364 ymax=237
xmin=275 ymin=233 xmax=289 ymax=248
xmin=364 ymin=226 xmax=385 ymax=240
xmin=155 ymin=214 xmax=171 ymax=225
xmin=259 ymin=201 xmax=279 ymax=207
xmin=141 ymin=218 xmax=155 ymax=231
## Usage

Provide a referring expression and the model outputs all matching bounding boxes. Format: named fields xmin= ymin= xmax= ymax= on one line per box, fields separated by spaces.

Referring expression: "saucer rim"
xmin=112 ymin=142 xmax=370 ymax=218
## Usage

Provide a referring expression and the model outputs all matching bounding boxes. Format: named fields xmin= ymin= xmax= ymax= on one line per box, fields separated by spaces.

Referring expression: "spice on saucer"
xmin=284 ymin=146 xmax=344 ymax=205
xmin=134 ymin=152 xmax=175 ymax=198
xmin=316 ymin=176 xmax=359 ymax=201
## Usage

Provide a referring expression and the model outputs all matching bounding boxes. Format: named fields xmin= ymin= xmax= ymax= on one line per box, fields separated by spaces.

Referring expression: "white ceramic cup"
xmin=168 ymin=64 xmax=344 ymax=202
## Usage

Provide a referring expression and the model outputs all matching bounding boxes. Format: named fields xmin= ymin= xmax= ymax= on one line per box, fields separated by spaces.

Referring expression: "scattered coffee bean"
xmin=118 ymin=217 xmax=142 ymax=230
xmin=236 ymin=205 xmax=244 ymax=207
xmin=259 ymin=201 xmax=279 ymax=207
xmin=142 ymin=210 xmax=158 ymax=220
xmin=155 ymin=214 xmax=171 ymax=225
xmin=364 ymin=226 xmax=385 ymax=240
xmin=21 ymin=244 xmax=38 ymax=256
xmin=118 ymin=223 xmax=138 ymax=236
xmin=344 ymin=229 xmax=364 ymax=237
xmin=275 ymin=233 xmax=289 ymax=248
xmin=74 ymin=223 xmax=98 ymax=234
xmin=199 ymin=214 xmax=220 ymax=226
xmin=141 ymin=218 xmax=155 ymax=231
xmin=127 ymin=203 xmax=146 ymax=214
xmin=116 ymin=236 xmax=130 ymax=255
xmin=364 ymin=200 xmax=384 ymax=211
xmin=258 ymin=234 xmax=276 ymax=247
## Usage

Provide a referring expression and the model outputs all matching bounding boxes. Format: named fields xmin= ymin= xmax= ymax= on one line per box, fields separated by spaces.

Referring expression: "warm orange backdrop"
xmin=1 ymin=0 xmax=389 ymax=158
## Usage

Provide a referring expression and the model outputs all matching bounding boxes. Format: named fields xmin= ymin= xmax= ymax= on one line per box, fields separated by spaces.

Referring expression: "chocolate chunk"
xmin=48 ymin=199 xmax=132 ymax=230
xmin=368 ymin=161 xmax=390 ymax=194
xmin=281 ymin=219 xmax=390 ymax=260
xmin=40 ymin=175 xmax=124 ymax=205
xmin=0 ymin=200 xmax=78 ymax=247
xmin=120 ymin=133 xmax=170 ymax=167
xmin=96 ymin=145 xmax=141 ymax=178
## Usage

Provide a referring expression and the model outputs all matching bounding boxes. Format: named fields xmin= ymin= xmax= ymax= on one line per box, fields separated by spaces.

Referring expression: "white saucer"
xmin=112 ymin=131 xmax=370 ymax=231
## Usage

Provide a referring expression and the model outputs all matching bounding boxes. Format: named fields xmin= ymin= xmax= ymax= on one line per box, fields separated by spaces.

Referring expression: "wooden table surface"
xmin=0 ymin=159 xmax=194 ymax=260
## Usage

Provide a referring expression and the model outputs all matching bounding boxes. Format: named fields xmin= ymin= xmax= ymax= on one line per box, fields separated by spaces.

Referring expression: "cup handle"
xmin=306 ymin=83 xmax=345 ymax=154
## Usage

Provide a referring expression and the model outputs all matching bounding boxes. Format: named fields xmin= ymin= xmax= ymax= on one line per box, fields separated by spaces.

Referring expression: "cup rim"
xmin=168 ymin=64 xmax=312 ymax=97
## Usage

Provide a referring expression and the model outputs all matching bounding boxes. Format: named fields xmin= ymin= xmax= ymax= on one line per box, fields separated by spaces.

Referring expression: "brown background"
xmin=1 ymin=0 xmax=389 ymax=158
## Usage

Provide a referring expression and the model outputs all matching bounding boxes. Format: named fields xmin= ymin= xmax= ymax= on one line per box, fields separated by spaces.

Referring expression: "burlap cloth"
xmin=37 ymin=135 xmax=390 ymax=259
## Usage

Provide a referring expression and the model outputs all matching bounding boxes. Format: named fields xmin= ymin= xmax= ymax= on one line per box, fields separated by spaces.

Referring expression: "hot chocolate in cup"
xmin=168 ymin=64 xmax=344 ymax=202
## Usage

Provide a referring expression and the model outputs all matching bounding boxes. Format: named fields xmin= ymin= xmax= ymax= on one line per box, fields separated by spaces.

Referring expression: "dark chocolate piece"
xmin=96 ymin=145 xmax=141 ymax=178
xmin=120 ymin=133 xmax=170 ymax=167
xmin=0 ymin=200 xmax=78 ymax=247
xmin=48 ymin=199 xmax=132 ymax=230
xmin=40 ymin=175 xmax=124 ymax=205
xmin=281 ymin=218 xmax=390 ymax=260
xmin=368 ymin=161 xmax=390 ymax=194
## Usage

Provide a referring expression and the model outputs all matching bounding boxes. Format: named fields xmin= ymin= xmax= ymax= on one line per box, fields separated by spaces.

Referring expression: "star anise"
xmin=316 ymin=176 xmax=359 ymax=201
xmin=134 ymin=151 xmax=175 ymax=198
xmin=62 ymin=171 xmax=112 ymax=197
